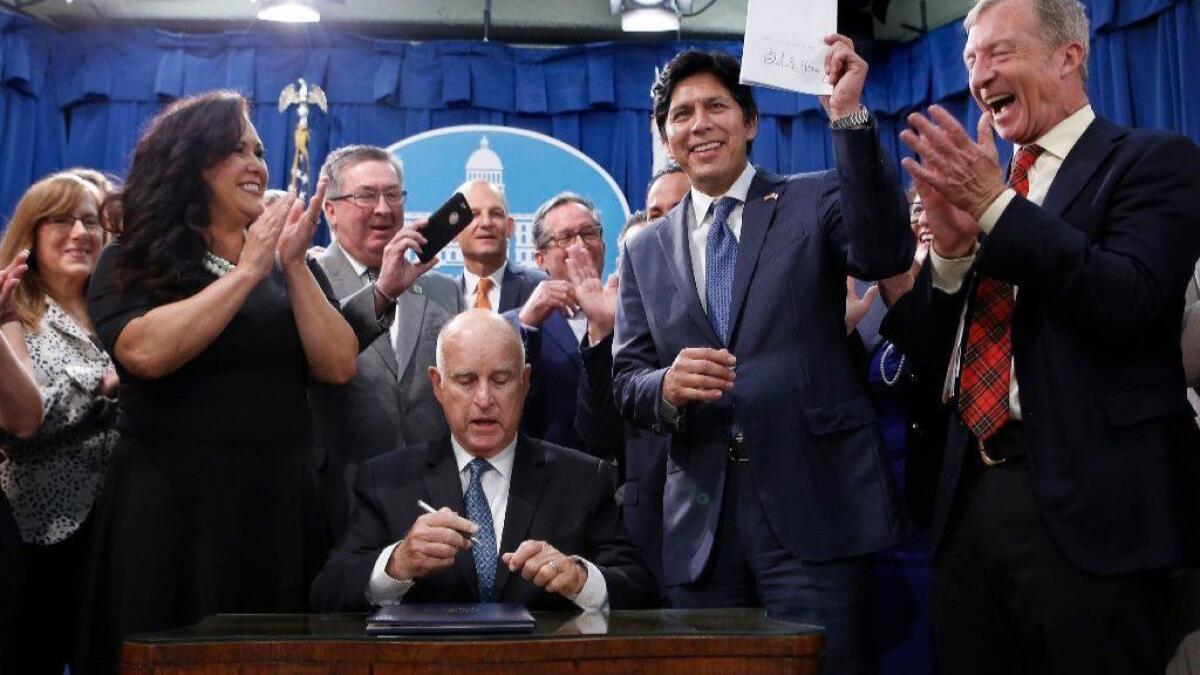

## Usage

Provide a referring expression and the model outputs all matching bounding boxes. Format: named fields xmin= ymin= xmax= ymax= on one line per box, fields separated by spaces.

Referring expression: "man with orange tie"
xmin=883 ymin=0 xmax=1200 ymax=671
xmin=455 ymin=180 xmax=546 ymax=313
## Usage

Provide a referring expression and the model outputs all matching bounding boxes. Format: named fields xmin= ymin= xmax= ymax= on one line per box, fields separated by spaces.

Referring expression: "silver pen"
xmin=416 ymin=499 xmax=481 ymax=546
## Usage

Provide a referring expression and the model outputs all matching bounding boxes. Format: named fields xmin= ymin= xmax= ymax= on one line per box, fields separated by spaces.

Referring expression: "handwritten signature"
xmin=761 ymin=48 xmax=823 ymax=76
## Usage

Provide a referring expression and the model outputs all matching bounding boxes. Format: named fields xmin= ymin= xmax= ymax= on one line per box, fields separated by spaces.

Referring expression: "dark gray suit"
xmin=310 ymin=242 xmax=466 ymax=541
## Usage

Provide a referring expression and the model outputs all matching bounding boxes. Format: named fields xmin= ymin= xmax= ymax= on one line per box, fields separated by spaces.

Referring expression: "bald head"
xmin=429 ymin=310 xmax=530 ymax=457
xmin=435 ymin=309 xmax=525 ymax=374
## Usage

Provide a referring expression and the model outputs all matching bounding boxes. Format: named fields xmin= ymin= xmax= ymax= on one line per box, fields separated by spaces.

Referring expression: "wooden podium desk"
xmin=121 ymin=608 xmax=824 ymax=674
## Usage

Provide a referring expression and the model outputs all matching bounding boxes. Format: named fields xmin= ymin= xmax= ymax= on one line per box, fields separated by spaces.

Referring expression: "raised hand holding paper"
xmin=740 ymin=0 xmax=836 ymax=95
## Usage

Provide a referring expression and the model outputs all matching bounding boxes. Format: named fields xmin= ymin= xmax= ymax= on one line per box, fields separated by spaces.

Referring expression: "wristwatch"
xmin=830 ymin=105 xmax=871 ymax=130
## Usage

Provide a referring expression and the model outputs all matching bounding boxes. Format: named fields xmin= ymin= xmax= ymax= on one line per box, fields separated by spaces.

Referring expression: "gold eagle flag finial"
xmin=278 ymin=78 xmax=329 ymax=194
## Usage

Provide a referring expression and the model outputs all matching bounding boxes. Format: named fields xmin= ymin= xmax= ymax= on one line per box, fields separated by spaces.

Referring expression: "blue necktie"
xmin=704 ymin=196 xmax=740 ymax=345
xmin=464 ymin=458 xmax=498 ymax=602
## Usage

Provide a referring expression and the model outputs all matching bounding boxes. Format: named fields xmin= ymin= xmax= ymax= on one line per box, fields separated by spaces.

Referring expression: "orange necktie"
xmin=474 ymin=277 xmax=494 ymax=310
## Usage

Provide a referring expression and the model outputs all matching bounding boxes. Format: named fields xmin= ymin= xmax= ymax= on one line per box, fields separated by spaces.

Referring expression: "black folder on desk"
xmin=365 ymin=603 xmax=536 ymax=635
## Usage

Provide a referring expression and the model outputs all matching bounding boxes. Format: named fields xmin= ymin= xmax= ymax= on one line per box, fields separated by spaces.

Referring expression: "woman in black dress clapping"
xmin=79 ymin=90 xmax=357 ymax=674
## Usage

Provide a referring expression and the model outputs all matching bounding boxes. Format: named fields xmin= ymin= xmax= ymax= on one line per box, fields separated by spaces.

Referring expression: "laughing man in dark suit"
xmin=886 ymin=0 xmax=1200 ymax=671
xmin=310 ymin=309 xmax=654 ymax=612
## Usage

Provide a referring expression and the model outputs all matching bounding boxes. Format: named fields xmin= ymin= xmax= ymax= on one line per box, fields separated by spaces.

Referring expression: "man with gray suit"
xmin=455 ymin=180 xmax=546 ymax=313
xmin=310 ymin=145 xmax=466 ymax=542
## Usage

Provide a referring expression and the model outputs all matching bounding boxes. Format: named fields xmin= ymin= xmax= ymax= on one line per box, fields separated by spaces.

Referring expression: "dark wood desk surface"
xmin=122 ymin=608 xmax=824 ymax=674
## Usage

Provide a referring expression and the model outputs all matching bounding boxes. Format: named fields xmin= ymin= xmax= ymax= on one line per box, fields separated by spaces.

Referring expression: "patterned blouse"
xmin=0 ymin=299 xmax=118 ymax=545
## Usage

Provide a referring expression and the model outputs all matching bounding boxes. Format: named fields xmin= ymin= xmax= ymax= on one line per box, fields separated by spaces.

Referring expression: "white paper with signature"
xmin=740 ymin=0 xmax=835 ymax=96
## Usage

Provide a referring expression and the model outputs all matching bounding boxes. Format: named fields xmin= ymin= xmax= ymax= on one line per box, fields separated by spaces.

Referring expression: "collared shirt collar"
xmin=463 ymin=261 xmax=508 ymax=298
xmin=1024 ymin=104 xmax=1095 ymax=161
xmin=341 ymin=247 xmax=373 ymax=281
xmin=689 ymin=162 xmax=757 ymax=226
xmin=450 ymin=433 xmax=517 ymax=482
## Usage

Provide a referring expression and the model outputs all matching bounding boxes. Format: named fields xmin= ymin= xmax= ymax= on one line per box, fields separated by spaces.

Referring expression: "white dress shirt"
xmin=366 ymin=435 xmax=609 ymax=610
xmin=929 ymin=104 xmax=1096 ymax=418
xmin=462 ymin=262 xmax=507 ymax=311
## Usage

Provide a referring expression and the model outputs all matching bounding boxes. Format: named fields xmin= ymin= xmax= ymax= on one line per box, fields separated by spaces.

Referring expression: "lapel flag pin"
xmin=764 ymin=192 xmax=779 ymax=202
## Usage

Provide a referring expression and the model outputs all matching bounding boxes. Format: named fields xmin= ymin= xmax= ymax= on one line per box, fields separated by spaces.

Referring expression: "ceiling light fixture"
xmin=257 ymin=0 xmax=321 ymax=23
xmin=609 ymin=0 xmax=693 ymax=33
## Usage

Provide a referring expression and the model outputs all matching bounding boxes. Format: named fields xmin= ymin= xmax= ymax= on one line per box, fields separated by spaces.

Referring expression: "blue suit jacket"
xmin=520 ymin=310 xmax=586 ymax=452
xmin=881 ymin=116 xmax=1200 ymax=575
xmin=613 ymin=127 xmax=915 ymax=586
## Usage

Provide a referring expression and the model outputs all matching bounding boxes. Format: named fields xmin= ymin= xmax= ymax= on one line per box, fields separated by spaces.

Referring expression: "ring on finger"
xmin=546 ymin=559 xmax=561 ymax=574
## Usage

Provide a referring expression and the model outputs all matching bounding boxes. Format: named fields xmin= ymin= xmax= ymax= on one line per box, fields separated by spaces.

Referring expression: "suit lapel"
xmin=325 ymin=243 xmax=399 ymax=379
xmin=494 ymin=435 xmax=549 ymax=599
xmin=499 ymin=265 xmax=522 ymax=313
xmin=658 ymin=195 xmax=721 ymax=346
xmin=543 ymin=312 xmax=583 ymax=370
xmin=728 ymin=171 xmax=786 ymax=346
xmin=1041 ymin=117 xmax=1123 ymax=219
xmin=420 ymin=438 xmax=479 ymax=597
xmin=393 ymin=284 xmax=429 ymax=381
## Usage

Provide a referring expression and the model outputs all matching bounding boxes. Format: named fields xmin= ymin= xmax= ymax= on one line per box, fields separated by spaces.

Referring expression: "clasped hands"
xmin=386 ymin=507 xmax=587 ymax=597
xmin=898 ymin=106 xmax=1011 ymax=259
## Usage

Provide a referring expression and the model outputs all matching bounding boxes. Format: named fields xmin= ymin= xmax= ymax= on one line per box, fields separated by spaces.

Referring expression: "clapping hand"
xmin=899 ymin=107 xmax=1007 ymax=222
xmin=278 ymin=178 xmax=328 ymax=270
xmin=239 ymin=191 xmax=296 ymax=281
xmin=0 ymin=250 xmax=30 ymax=324
xmin=518 ymin=280 xmax=578 ymax=328
xmin=565 ymin=244 xmax=618 ymax=343
xmin=844 ymin=277 xmax=878 ymax=335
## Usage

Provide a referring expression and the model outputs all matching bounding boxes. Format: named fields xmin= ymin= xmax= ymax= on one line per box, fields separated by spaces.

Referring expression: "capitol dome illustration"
xmin=465 ymin=136 xmax=505 ymax=190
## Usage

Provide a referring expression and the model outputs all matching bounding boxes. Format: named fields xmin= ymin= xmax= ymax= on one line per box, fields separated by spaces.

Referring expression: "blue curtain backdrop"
xmin=2 ymin=0 xmax=1198 ymax=240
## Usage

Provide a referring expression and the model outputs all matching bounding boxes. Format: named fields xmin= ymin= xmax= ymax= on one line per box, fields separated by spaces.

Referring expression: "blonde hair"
xmin=0 ymin=172 xmax=102 ymax=328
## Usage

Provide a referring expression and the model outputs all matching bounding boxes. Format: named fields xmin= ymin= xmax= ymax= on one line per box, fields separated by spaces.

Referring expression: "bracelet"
xmin=373 ymin=282 xmax=398 ymax=305
xmin=879 ymin=341 xmax=907 ymax=387
xmin=830 ymin=105 xmax=871 ymax=130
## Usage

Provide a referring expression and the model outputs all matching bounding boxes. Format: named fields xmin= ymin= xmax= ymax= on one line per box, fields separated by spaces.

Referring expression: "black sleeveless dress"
xmin=78 ymin=242 xmax=332 ymax=674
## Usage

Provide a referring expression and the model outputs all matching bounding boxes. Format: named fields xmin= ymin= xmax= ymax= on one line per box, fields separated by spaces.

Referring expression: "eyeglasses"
xmin=541 ymin=226 xmax=603 ymax=249
xmin=41 ymin=214 xmax=102 ymax=233
xmin=328 ymin=188 xmax=406 ymax=209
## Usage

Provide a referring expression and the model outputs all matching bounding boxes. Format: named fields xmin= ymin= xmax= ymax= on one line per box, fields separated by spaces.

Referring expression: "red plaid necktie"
xmin=957 ymin=144 xmax=1044 ymax=441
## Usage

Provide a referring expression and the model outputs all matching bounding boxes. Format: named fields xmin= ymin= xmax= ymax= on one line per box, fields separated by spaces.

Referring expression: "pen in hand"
xmin=416 ymin=499 xmax=481 ymax=546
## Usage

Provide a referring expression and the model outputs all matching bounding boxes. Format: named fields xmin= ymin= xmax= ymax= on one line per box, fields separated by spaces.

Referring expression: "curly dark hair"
xmin=650 ymin=50 xmax=758 ymax=153
xmin=111 ymin=90 xmax=251 ymax=298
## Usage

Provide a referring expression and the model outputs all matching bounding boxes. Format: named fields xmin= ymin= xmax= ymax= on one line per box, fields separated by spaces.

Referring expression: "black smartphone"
xmin=418 ymin=192 xmax=474 ymax=264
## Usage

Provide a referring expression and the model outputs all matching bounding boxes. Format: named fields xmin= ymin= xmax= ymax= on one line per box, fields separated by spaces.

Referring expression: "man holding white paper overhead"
xmin=612 ymin=38 xmax=913 ymax=675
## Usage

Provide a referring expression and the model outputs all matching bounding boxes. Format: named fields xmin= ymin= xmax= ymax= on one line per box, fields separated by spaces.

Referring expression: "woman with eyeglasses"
xmin=78 ymin=91 xmax=358 ymax=674
xmin=0 ymin=171 xmax=120 ymax=674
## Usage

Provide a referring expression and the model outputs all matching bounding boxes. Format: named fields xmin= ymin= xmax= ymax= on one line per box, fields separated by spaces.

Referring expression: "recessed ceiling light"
xmin=257 ymin=0 xmax=321 ymax=23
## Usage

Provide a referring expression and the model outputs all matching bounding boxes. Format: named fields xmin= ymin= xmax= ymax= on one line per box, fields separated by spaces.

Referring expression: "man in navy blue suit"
xmin=612 ymin=45 xmax=913 ymax=674
xmin=885 ymin=0 xmax=1200 ymax=671
xmin=512 ymin=192 xmax=622 ymax=459
xmin=455 ymin=180 xmax=545 ymax=313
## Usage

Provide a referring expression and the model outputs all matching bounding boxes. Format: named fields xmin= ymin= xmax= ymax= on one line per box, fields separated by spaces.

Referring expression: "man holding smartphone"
xmin=309 ymin=144 xmax=466 ymax=543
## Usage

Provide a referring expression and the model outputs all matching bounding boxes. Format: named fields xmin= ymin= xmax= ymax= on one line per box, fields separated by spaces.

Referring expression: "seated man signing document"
xmin=311 ymin=309 xmax=655 ymax=612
